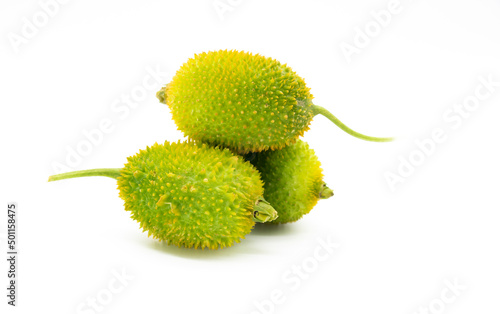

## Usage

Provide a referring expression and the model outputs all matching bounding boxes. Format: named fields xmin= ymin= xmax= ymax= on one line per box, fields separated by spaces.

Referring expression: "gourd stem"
xmin=311 ymin=104 xmax=394 ymax=142
xmin=48 ymin=168 xmax=122 ymax=182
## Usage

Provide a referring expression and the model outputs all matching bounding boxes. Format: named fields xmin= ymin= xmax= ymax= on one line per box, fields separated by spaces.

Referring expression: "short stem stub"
xmin=319 ymin=183 xmax=334 ymax=199
xmin=253 ymin=197 xmax=278 ymax=223
xmin=156 ymin=85 xmax=167 ymax=104
xmin=311 ymin=104 xmax=394 ymax=142
xmin=48 ymin=168 xmax=122 ymax=182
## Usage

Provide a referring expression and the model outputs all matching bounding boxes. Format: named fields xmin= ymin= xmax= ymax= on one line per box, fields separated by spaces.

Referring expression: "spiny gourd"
xmin=48 ymin=141 xmax=278 ymax=249
xmin=249 ymin=139 xmax=333 ymax=224
xmin=157 ymin=49 xmax=393 ymax=154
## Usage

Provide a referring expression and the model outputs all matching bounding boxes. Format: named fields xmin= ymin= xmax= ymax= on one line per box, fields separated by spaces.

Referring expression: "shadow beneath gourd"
xmin=143 ymin=223 xmax=300 ymax=259
xmin=249 ymin=222 xmax=299 ymax=236
xmin=144 ymin=234 xmax=267 ymax=260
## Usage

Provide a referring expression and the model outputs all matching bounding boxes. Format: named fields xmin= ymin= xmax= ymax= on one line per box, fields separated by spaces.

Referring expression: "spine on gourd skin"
xmin=157 ymin=50 xmax=394 ymax=154
xmin=48 ymin=141 xmax=279 ymax=249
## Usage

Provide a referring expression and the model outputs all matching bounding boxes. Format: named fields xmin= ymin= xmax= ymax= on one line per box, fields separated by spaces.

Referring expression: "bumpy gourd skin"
xmin=159 ymin=50 xmax=315 ymax=154
xmin=250 ymin=140 xmax=332 ymax=224
xmin=117 ymin=141 xmax=264 ymax=249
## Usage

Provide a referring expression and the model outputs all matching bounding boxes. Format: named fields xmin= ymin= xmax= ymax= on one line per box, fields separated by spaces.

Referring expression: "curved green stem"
xmin=311 ymin=105 xmax=394 ymax=142
xmin=48 ymin=168 xmax=122 ymax=182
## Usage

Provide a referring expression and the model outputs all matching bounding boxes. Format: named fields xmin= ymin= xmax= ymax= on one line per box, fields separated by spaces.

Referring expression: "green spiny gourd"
xmin=157 ymin=50 xmax=393 ymax=154
xmin=249 ymin=139 xmax=333 ymax=224
xmin=48 ymin=141 xmax=278 ymax=249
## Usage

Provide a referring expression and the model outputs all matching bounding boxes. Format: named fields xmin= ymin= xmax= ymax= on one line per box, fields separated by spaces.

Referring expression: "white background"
xmin=1 ymin=0 xmax=500 ymax=313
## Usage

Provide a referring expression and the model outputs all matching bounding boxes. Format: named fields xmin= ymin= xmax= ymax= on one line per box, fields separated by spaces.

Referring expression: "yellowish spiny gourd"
xmin=48 ymin=141 xmax=278 ymax=249
xmin=158 ymin=50 xmax=393 ymax=154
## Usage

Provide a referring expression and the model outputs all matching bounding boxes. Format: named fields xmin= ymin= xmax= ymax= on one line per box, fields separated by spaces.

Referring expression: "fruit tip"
xmin=253 ymin=197 xmax=278 ymax=223
xmin=319 ymin=183 xmax=334 ymax=199
xmin=156 ymin=86 xmax=167 ymax=104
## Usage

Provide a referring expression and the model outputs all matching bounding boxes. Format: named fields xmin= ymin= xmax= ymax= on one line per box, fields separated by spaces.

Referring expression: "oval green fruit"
xmin=48 ymin=141 xmax=278 ymax=249
xmin=158 ymin=50 xmax=393 ymax=154
xmin=250 ymin=140 xmax=333 ymax=224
